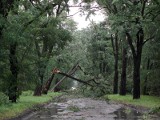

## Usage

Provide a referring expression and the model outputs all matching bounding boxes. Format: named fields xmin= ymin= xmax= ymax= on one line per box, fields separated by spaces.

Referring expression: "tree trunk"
xmin=34 ymin=41 xmax=48 ymax=96
xmin=133 ymin=29 xmax=143 ymax=99
xmin=113 ymin=56 xmax=118 ymax=94
xmin=133 ymin=57 xmax=141 ymax=99
xmin=33 ymin=67 xmax=44 ymax=95
xmin=42 ymin=73 xmax=55 ymax=94
xmin=1 ymin=1 xmax=19 ymax=102
xmin=9 ymin=43 xmax=19 ymax=102
xmin=33 ymin=74 xmax=44 ymax=96
xmin=111 ymin=33 xmax=119 ymax=94
xmin=119 ymin=46 xmax=127 ymax=95
xmin=54 ymin=79 xmax=61 ymax=92
xmin=126 ymin=28 xmax=144 ymax=99
xmin=33 ymin=84 xmax=42 ymax=96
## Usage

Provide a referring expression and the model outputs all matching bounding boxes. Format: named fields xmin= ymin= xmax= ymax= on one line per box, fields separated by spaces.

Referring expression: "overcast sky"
xmin=68 ymin=0 xmax=105 ymax=29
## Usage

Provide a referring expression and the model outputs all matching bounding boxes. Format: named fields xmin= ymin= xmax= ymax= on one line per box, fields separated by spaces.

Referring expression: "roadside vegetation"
xmin=0 ymin=91 xmax=61 ymax=120
xmin=104 ymin=94 xmax=160 ymax=113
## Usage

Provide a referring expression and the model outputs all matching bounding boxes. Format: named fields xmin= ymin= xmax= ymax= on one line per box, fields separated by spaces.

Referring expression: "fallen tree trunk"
xmin=51 ymin=62 xmax=79 ymax=91
xmin=58 ymin=72 xmax=94 ymax=87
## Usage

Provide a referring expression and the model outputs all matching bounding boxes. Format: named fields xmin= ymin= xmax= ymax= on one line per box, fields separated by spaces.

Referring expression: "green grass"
xmin=0 ymin=92 xmax=62 ymax=120
xmin=104 ymin=94 xmax=160 ymax=108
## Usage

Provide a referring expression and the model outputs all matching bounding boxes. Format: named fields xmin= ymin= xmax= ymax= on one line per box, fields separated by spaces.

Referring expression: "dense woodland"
xmin=0 ymin=0 xmax=160 ymax=103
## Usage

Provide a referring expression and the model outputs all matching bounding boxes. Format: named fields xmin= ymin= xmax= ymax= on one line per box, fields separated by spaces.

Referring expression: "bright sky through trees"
xmin=68 ymin=0 xmax=105 ymax=29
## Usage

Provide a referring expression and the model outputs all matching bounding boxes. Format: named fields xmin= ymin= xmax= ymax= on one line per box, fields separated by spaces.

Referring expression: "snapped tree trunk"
xmin=9 ymin=43 xmax=19 ymax=102
xmin=51 ymin=62 xmax=79 ymax=91
xmin=119 ymin=46 xmax=127 ymax=95
xmin=42 ymin=73 xmax=55 ymax=94
xmin=111 ymin=33 xmax=119 ymax=94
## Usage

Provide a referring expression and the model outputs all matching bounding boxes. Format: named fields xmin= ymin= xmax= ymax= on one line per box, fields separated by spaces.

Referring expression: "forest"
xmin=0 ymin=0 xmax=160 ymax=119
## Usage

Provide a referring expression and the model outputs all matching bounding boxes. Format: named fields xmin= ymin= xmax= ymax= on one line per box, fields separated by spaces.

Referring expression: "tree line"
xmin=0 ymin=0 xmax=76 ymax=102
xmin=79 ymin=0 xmax=160 ymax=99
xmin=0 ymin=0 xmax=160 ymax=103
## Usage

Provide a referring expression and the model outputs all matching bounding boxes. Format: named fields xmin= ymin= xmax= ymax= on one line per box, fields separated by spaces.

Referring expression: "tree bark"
xmin=111 ymin=33 xmax=119 ymax=94
xmin=133 ymin=58 xmax=141 ymax=99
xmin=9 ymin=43 xmax=19 ymax=102
xmin=119 ymin=46 xmax=127 ymax=95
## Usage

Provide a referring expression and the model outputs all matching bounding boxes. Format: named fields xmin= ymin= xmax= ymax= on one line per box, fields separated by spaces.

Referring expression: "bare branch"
xmin=143 ymin=36 xmax=155 ymax=46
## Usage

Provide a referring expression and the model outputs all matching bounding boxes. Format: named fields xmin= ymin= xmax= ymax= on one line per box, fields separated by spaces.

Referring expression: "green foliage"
xmin=0 ymin=92 xmax=61 ymax=120
xmin=87 ymin=23 xmax=114 ymax=77
xmin=0 ymin=92 xmax=9 ymax=105
xmin=0 ymin=0 xmax=76 ymax=101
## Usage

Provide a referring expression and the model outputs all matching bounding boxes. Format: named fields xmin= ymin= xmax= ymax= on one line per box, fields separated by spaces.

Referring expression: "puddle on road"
xmin=25 ymin=104 xmax=61 ymax=120
xmin=112 ymin=107 xmax=142 ymax=120
xmin=22 ymin=99 xmax=159 ymax=120
xmin=26 ymin=105 xmax=144 ymax=120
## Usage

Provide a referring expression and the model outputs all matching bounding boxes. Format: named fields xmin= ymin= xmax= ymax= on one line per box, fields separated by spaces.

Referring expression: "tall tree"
xmin=0 ymin=0 xmax=20 ymax=102
xmin=111 ymin=33 xmax=119 ymax=94
xmin=115 ymin=0 xmax=159 ymax=99
xmin=119 ymin=42 xmax=127 ymax=95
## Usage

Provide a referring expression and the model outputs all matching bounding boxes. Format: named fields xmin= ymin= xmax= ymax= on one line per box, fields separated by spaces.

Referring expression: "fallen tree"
xmin=41 ymin=62 xmax=110 ymax=96
xmin=42 ymin=61 xmax=80 ymax=94
xmin=51 ymin=62 xmax=80 ymax=91
xmin=57 ymin=72 xmax=94 ymax=87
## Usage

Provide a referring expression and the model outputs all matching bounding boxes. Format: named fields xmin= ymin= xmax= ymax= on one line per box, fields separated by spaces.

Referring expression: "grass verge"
xmin=0 ymin=92 xmax=62 ymax=120
xmin=104 ymin=94 xmax=160 ymax=112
